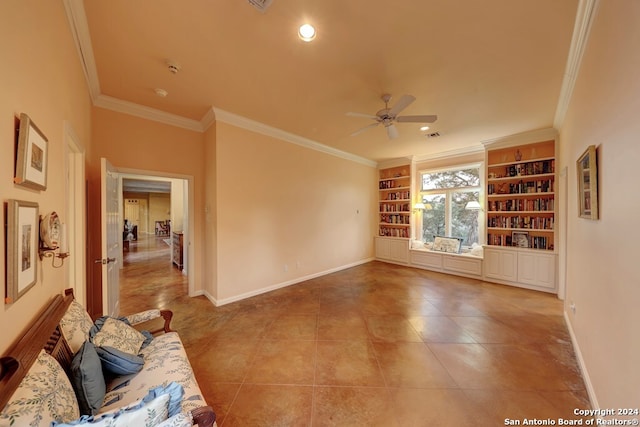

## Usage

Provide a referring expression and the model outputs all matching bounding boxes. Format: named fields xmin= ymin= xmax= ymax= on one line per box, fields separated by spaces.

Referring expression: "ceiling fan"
xmin=347 ymin=94 xmax=437 ymax=140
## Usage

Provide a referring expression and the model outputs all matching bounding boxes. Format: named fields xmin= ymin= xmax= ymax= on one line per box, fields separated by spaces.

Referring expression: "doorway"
xmin=117 ymin=171 xmax=193 ymax=297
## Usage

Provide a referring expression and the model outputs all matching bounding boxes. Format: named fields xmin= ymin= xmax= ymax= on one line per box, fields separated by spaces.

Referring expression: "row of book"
xmin=379 ymin=179 xmax=407 ymax=189
xmin=380 ymin=214 xmax=410 ymax=224
xmin=497 ymin=160 xmax=555 ymax=177
xmin=382 ymin=191 xmax=410 ymax=201
xmin=379 ymin=203 xmax=410 ymax=212
xmin=379 ymin=227 xmax=409 ymax=238
xmin=487 ymin=234 xmax=552 ymax=250
xmin=488 ymin=198 xmax=554 ymax=212
xmin=487 ymin=216 xmax=554 ymax=230
xmin=488 ymin=179 xmax=554 ymax=195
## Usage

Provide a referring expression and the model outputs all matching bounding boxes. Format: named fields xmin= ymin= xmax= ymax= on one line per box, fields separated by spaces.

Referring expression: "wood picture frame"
xmin=5 ymin=200 xmax=39 ymax=304
xmin=512 ymin=231 xmax=529 ymax=248
xmin=15 ymin=113 xmax=48 ymax=190
xmin=432 ymin=236 xmax=463 ymax=254
xmin=576 ymin=145 xmax=598 ymax=220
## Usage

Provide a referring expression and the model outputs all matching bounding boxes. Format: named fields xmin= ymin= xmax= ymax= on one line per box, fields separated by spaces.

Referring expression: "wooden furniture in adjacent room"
xmin=155 ymin=220 xmax=170 ymax=236
xmin=172 ymin=231 xmax=184 ymax=269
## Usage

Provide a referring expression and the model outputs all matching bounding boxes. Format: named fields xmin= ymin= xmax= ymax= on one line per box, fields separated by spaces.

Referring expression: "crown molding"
xmin=212 ymin=108 xmax=377 ymax=167
xmin=95 ymin=95 xmax=205 ymax=132
xmin=554 ymin=0 xmax=600 ymax=129
xmin=63 ymin=0 xmax=101 ymax=102
xmin=200 ymin=108 xmax=217 ymax=131
xmin=481 ymin=127 xmax=558 ymax=148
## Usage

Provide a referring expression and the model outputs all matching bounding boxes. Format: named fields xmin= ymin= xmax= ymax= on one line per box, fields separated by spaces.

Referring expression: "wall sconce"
xmin=465 ymin=201 xmax=483 ymax=211
xmin=38 ymin=212 xmax=69 ymax=268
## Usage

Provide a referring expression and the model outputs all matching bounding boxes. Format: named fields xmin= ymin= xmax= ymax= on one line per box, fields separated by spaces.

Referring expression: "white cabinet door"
xmin=517 ymin=252 xmax=556 ymax=289
xmin=484 ymin=248 xmax=517 ymax=281
xmin=375 ymin=237 xmax=391 ymax=260
xmin=389 ymin=239 xmax=409 ymax=263
xmin=375 ymin=237 xmax=409 ymax=264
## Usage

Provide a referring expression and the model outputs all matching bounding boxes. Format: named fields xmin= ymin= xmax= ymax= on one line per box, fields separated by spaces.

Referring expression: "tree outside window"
xmin=420 ymin=166 xmax=481 ymax=246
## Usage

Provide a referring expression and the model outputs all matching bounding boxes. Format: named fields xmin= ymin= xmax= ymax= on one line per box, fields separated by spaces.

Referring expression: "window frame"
xmin=417 ymin=162 xmax=484 ymax=247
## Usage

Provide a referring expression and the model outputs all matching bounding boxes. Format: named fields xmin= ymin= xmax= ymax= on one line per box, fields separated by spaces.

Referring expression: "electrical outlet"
xmin=570 ymin=302 xmax=576 ymax=314
xmin=283 ymin=264 xmax=288 ymax=272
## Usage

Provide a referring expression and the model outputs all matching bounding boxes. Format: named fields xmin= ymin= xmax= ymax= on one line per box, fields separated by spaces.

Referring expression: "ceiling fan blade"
xmin=396 ymin=114 xmax=438 ymax=123
xmin=346 ymin=111 xmax=379 ymax=120
xmin=386 ymin=124 xmax=399 ymax=140
xmin=388 ymin=94 xmax=416 ymax=116
xmin=350 ymin=122 xmax=380 ymax=136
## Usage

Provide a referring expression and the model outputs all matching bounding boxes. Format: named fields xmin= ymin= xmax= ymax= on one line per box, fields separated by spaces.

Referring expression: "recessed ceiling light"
xmin=298 ymin=24 xmax=316 ymax=42
xmin=420 ymin=126 xmax=430 ymax=131
xmin=154 ymin=88 xmax=168 ymax=98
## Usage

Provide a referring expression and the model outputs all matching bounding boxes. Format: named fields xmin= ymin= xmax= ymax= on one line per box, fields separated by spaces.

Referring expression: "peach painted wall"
xmin=0 ymin=1 xmax=92 ymax=353
xmin=203 ymin=123 xmax=217 ymax=300
xmin=214 ymin=122 xmax=377 ymax=303
xmin=559 ymin=0 xmax=640 ymax=409
xmin=88 ymin=108 xmax=206 ymax=304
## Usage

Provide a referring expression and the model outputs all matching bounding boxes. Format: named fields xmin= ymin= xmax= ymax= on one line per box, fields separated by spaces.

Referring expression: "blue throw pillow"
xmin=70 ymin=341 xmax=106 ymax=415
xmin=95 ymin=346 xmax=144 ymax=376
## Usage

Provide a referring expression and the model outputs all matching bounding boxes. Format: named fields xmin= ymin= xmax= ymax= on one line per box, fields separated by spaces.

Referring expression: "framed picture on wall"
xmin=577 ymin=145 xmax=598 ymax=220
xmin=15 ymin=113 xmax=48 ymax=190
xmin=6 ymin=200 xmax=39 ymax=304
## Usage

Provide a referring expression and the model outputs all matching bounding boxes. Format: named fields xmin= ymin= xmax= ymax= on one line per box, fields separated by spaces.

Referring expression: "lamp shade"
xmin=465 ymin=201 xmax=481 ymax=210
xmin=413 ymin=202 xmax=426 ymax=210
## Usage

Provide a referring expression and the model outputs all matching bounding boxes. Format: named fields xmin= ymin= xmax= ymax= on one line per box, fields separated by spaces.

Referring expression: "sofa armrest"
xmin=191 ymin=406 xmax=216 ymax=427
xmin=124 ymin=309 xmax=174 ymax=334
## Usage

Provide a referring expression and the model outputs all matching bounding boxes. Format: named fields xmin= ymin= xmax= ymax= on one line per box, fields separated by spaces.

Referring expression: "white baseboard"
xmin=564 ymin=310 xmax=599 ymax=409
xmin=206 ymin=258 xmax=374 ymax=307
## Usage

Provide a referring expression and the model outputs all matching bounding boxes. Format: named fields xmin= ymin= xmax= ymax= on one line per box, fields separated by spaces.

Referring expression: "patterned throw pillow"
xmin=60 ymin=300 xmax=95 ymax=354
xmin=50 ymin=393 xmax=170 ymax=427
xmin=91 ymin=318 xmax=146 ymax=356
xmin=51 ymin=382 xmax=185 ymax=427
xmin=155 ymin=412 xmax=193 ymax=427
xmin=0 ymin=350 xmax=80 ymax=427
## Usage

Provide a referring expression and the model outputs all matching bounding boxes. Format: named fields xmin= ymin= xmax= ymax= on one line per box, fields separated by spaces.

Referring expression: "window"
xmin=419 ymin=165 xmax=481 ymax=246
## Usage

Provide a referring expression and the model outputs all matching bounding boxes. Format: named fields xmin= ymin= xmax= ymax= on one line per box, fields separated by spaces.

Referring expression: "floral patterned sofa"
xmin=0 ymin=289 xmax=216 ymax=427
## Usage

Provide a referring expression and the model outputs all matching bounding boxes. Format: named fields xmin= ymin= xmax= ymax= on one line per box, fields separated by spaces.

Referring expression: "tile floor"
xmin=121 ymin=235 xmax=591 ymax=426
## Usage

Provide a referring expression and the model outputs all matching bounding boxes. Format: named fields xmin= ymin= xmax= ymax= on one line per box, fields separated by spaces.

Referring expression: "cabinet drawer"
xmin=410 ymin=251 xmax=443 ymax=269
xmin=443 ymin=255 xmax=482 ymax=276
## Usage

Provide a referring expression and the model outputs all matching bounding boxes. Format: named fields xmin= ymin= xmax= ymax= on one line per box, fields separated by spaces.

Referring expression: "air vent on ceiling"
xmin=426 ymin=131 xmax=441 ymax=138
xmin=247 ymin=0 xmax=273 ymax=12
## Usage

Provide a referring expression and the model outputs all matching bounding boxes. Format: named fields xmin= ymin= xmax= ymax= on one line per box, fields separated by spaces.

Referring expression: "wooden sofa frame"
xmin=0 ymin=289 xmax=215 ymax=427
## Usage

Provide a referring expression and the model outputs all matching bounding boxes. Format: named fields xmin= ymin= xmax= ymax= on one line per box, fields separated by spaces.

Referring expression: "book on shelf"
xmin=379 ymin=227 xmax=409 ymax=238
xmin=487 ymin=234 xmax=552 ymax=250
xmin=488 ymin=198 xmax=554 ymax=212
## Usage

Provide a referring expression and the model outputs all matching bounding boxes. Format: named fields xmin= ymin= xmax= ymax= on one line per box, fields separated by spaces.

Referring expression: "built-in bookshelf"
xmin=486 ymin=140 xmax=556 ymax=251
xmin=378 ymin=164 xmax=411 ymax=238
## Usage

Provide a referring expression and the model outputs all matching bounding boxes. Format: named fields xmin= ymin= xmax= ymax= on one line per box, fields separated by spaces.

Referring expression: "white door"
xmin=100 ymin=158 xmax=121 ymax=316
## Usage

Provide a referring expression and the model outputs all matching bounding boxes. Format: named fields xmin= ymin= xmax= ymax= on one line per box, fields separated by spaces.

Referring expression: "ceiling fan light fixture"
xmin=298 ymin=24 xmax=316 ymax=42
